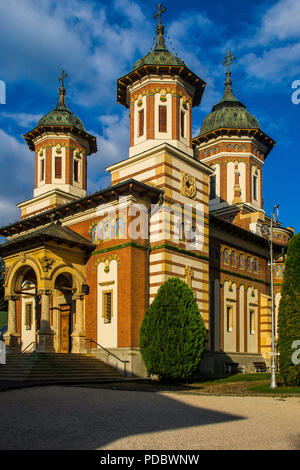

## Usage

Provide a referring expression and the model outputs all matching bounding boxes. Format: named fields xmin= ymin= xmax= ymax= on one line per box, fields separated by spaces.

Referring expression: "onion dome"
xmin=24 ymin=71 xmax=97 ymax=154
xmin=198 ymin=51 xmax=260 ymax=137
xmin=37 ymin=71 xmax=85 ymax=131
xmin=117 ymin=4 xmax=206 ymax=108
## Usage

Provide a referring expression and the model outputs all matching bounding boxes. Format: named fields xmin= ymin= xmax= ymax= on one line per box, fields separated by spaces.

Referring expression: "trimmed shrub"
xmin=139 ymin=277 xmax=206 ymax=380
xmin=278 ymin=233 xmax=300 ymax=386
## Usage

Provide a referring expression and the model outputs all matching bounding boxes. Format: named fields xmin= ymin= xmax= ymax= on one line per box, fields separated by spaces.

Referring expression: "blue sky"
xmin=0 ymin=0 xmax=299 ymax=233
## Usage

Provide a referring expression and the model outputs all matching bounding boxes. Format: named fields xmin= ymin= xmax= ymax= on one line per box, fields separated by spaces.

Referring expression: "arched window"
xmin=179 ymin=223 xmax=185 ymax=242
xmin=231 ymin=251 xmax=236 ymax=266
xmin=223 ymin=249 xmax=229 ymax=264
xmin=115 ymin=218 xmax=125 ymax=239
xmin=189 ymin=225 xmax=196 ymax=243
xmin=253 ymin=259 xmax=258 ymax=272
xmin=103 ymin=221 xmax=112 ymax=240
xmin=239 ymin=254 xmax=244 ymax=268
xmin=247 ymin=257 xmax=252 ymax=271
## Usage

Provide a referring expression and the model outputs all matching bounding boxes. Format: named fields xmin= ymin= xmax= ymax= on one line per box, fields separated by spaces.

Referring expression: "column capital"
xmin=38 ymin=289 xmax=53 ymax=296
xmin=5 ymin=294 xmax=20 ymax=302
xmin=72 ymin=293 xmax=85 ymax=301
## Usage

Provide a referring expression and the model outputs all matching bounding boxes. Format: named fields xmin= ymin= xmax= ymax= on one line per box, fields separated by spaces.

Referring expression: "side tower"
xmin=20 ymin=72 xmax=97 ymax=219
xmin=193 ymin=52 xmax=275 ymax=234
xmin=108 ymin=5 xmax=213 ymax=340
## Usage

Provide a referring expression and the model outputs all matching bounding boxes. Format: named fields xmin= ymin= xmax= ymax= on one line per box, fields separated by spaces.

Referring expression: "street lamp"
xmin=262 ymin=204 xmax=279 ymax=389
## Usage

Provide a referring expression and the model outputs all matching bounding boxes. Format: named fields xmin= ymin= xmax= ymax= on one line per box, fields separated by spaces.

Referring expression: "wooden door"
xmin=60 ymin=304 xmax=71 ymax=353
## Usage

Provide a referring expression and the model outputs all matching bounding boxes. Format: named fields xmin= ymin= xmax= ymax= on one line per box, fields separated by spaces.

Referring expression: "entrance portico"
xmin=0 ymin=223 xmax=94 ymax=354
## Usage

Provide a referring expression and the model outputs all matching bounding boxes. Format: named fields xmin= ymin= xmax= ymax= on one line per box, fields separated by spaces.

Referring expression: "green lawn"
xmin=249 ymin=383 xmax=300 ymax=394
xmin=0 ymin=310 xmax=8 ymax=329
xmin=192 ymin=373 xmax=270 ymax=384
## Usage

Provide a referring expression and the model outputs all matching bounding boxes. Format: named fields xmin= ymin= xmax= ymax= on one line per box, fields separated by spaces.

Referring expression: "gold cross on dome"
xmin=223 ymin=50 xmax=235 ymax=73
xmin=154 ymin=3 xmax=166 ymax=26
xmin=58 ymin=70 xmax=68 ymax=88
xmin=184 ymin=266 xmax=194 ymax=289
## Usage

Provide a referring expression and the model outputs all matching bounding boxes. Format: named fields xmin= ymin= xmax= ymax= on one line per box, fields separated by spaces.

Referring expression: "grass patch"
xmin=192 ymin=373 xmax=270 ymax=385
xmin=0 ymin=310 xmax=8 ymax=329
xmin=249 ymin=383 xmax=300 ymax=394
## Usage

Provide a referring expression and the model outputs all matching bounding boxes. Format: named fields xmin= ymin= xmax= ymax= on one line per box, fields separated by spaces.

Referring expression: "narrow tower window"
xmin=210 ymin=175 xmax=216 ymax=199
xmin=55 ymin=157 xmax=62 ymax=179
xmin=159 ymin=106 xmax=167 ymax=133
xmin=253 ymin=174 xmax=258 ymax=200
xmin=138 ymin=109 xmax=144 ymax=137
xmin=181 ymin=111 xmax=185 ymax=138
xmin=40 ymin=159 xmax=45 ymax=182
xmin=74 ymin=159 xmax=79 ymax=183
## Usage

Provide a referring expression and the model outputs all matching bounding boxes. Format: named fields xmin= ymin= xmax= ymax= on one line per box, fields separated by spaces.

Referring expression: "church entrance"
xmin=59 ymin=304 xmax=71 ymax=353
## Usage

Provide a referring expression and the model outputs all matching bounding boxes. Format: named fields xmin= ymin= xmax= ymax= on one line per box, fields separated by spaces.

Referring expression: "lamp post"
xmin=263 ymin=204 xmax=280 ymax=388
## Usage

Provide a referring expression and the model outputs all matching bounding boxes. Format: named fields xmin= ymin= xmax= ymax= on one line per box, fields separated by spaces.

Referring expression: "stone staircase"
xmin=0 ymin=352 xmax=124 ymax=383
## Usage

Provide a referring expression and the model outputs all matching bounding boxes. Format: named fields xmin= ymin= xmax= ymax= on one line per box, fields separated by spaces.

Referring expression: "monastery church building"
xmin=0 ymin=7 xmax=293 ymax=377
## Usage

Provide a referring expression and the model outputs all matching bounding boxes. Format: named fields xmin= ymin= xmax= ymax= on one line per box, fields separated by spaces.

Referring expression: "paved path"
xmin=0 ymin=386 xmax=299 ymax=450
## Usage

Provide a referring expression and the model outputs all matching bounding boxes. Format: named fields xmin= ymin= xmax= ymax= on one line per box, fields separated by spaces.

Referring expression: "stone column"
xmin=3 ymin=295 xmax=21 ymax=351
xmin=71 ymin=294 xmax=86 ymax=353
xmin=37 ymin=289 xmax=55 ymax=353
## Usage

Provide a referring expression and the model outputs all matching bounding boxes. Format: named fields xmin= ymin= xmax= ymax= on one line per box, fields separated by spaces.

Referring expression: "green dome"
xmin=37 ymin=104 xmax=85 ymax=131
xmin=132 ymin=17 xmax=185 ymax=71
xmin=199 ymin=79 xmax=260 ymax=136
xmin=132 ymin=44 xmax=185 ymax=70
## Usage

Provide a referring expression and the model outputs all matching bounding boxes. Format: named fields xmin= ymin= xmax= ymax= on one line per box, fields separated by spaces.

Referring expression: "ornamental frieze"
xmin=93 ymin=254 xmax=121 ymax=273
xmin=130 ymin=87 xmax=192 ymax=105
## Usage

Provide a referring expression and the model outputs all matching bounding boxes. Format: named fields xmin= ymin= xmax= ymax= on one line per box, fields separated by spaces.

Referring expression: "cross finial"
xmin=58 ymin=70 xmax=68 ymax=107
xmin=223 ymin=50 xmax=235 ymax=74
xmin=154 ymin=3 xmax=166 ymax=26
xmin=58 ymin=70 xmax=68 ymax=88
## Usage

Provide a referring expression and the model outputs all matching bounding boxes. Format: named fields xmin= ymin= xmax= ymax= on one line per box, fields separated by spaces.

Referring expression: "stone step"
xmin=0 ymin=352 xmax=124 ymax=382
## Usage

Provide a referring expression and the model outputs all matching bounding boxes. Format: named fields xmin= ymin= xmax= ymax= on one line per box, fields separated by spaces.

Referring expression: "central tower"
xmin=108 ymin=5 xmax=213 ymax=341
xmin=117 ymin=4 xmax=205 ymax=159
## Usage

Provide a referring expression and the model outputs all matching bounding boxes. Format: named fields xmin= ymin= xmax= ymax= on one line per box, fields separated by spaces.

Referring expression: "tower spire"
xmin=222 ymin=51 xmax=235 ymax=98
xmin=154 ymin=3 xmax=167 ymax=49
xmin=58 ymin=70 xmax=68 ymax=107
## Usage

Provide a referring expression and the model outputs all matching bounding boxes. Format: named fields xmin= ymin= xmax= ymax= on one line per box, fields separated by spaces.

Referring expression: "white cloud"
xmin=86 ymin=111 xmax=129 ymax=193
xmin=1 ymin=113 xmax=43 ymax=128
xmin=241 ymin=43 xmax=300 ymax=83
xmin=258 ymin=0 xmax=300 ymax=43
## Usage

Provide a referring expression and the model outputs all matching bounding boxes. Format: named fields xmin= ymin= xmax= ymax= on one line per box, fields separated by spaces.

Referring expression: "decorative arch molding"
xmin=93 ymin=254 xmax=121 ymax=273
xmin=7 ymin=256 xmax=42 ymax=294
xmin=50 ymin=264 xmax=86 ymax=291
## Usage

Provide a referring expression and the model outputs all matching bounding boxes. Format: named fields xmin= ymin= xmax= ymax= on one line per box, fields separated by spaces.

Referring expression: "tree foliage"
xmin=139 ymin=277 xmax=206 ymax=380
xmin=278 ymin=233 xmax=300 ymax=386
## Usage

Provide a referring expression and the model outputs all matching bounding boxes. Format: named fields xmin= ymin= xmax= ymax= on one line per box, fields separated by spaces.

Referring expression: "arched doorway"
xmin=14 ymin=266 xmax=40 ymax=351
xmin=54 ymin=273 xmax=75 ymax=353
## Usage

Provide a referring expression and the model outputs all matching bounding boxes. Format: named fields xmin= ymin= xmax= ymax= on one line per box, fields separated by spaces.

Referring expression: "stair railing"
xmin=21 ymin=342 xmax=36 ymax=353
xmin=85 ymin=338 xmax=129 ymax=377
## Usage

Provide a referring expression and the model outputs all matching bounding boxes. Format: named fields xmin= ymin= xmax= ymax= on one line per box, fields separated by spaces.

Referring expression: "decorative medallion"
xmin=39 ymin=256 xmax=55 ymax=273
xmin=180 ymin=172 xmax=197 ymax=199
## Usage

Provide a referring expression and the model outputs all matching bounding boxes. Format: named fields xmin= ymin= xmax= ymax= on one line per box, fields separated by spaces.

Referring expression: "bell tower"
xmin=116 ymin=4 xmax=205 ymax=159
xmin=20 ymin=71 xmax=97 ymax=220
xmin=193 ymin=52 xmax=275 ymax=232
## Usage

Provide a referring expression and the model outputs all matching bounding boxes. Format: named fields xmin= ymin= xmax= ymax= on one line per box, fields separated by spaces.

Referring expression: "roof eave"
xmin=117 ymin=64 xmax=206 ymax=108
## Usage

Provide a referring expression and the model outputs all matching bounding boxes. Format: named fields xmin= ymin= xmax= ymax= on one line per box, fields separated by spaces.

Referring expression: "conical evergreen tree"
xmin=278 ymin=233 xmax=300 ymax=385
xmin=140 ymin=277 xmax=206 ymax=380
